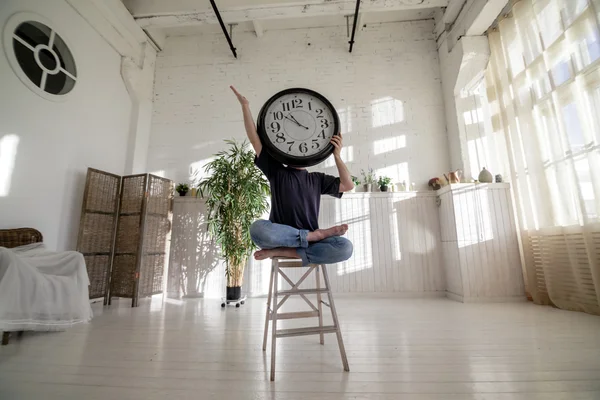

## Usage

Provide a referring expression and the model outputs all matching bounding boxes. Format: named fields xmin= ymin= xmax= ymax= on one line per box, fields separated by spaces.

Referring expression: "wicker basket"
xmin=0 ymin=228 xmax=43 ymax=248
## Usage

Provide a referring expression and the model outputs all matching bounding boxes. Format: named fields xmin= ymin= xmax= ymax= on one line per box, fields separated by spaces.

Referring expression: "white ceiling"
xmin=163 ymin=8 xmax=438 ymax=37
xmin=121 ymin=0 xmax=445 ymax=37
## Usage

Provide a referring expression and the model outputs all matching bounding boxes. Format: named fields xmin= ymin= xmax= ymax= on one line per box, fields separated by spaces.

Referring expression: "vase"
xmin=380 ymin=185 xmax=388 ymax=192
xmin=478 ymin=167 xmax=493 ymax=183
xmin=177 ymin=191 xmax=188 ymax=197
xmin=363 ymin=183 xmax=373 ymax=192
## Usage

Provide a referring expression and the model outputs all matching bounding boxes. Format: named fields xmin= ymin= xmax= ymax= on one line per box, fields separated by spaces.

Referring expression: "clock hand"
xmin=288 ymin=114 xmax=309 ymax=130
xmin=284 ymin=115 xmax=302 ymax=127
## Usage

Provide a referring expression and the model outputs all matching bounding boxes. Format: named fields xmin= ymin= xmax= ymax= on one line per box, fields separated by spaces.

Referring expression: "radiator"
xmin=524 ymin=225 xmax=600 ymax=315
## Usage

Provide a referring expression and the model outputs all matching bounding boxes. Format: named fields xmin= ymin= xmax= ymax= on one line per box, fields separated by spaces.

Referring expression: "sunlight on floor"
xmin=0 ymin=134 xmax=19 ymax=197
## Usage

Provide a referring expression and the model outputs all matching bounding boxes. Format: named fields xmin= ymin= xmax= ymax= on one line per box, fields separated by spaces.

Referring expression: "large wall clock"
xmin=257 ymin=88 xmax=340 ymax=167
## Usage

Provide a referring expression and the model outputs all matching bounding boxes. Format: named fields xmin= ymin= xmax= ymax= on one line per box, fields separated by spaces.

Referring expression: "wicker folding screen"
xmin=109 ymin=174 xmax=174 ymax=307
xmin=76 ymin=169 xmax=121 ymax=303
xmin=109 ymin=174 xmax=147 ymax=306
xmin=138 ymin=175 xmax=173 ymax=301
xmin=76 ymin=169 xmax=173 ymax=307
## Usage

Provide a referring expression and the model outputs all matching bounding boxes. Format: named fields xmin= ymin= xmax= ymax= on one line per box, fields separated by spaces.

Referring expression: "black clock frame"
xmin=257 ymin=88 xmax=340 ymax=167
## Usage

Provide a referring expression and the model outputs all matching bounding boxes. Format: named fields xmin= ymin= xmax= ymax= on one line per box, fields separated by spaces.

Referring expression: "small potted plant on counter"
xmin=378 ymin=176 xmax=392 ymax=192
xmin=351 ymin=176 xmax=360 ymax=192
xmin=361 ymin=168 xmax=376 ymax=192
xmin=176 ymin=183 xmax=189 ymax=196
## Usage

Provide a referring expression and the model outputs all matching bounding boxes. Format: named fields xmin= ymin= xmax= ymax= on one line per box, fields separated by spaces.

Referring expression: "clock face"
xmin=257 ymin=88 xmax=340 ymax=167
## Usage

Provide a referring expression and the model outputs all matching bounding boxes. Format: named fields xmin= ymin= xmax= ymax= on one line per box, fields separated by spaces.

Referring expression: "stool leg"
xmin=315 ymin=265 xmax=324 ymax=345
xmin=263 ymin=263 xmax=275 ymax=351
xmin=322 ymin=265 xmax=350 ymax=372
xmin=270 ymin=261 xmax=280 ymax=381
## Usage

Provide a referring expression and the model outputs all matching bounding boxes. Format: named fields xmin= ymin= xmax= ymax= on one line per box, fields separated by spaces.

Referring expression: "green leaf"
xmin=194 ymin=139 xmax=270 ymax=284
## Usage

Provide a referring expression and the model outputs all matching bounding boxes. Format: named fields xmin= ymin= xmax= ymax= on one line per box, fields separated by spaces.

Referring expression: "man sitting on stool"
xmin=230 ymin=86 xmax=354 ymax=266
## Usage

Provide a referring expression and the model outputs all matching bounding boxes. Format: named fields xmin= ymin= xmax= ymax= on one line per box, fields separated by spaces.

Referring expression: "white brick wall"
xmin=149 ymin=20 xmax=449 ymax=189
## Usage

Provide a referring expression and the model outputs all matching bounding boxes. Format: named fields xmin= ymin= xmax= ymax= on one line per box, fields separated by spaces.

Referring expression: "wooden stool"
xmin=263 ymin=257 xmax=350 ymax=381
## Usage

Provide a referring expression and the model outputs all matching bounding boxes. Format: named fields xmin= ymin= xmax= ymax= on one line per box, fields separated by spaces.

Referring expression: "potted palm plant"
xmin=198 ymin=140 xmax=270 ymax=303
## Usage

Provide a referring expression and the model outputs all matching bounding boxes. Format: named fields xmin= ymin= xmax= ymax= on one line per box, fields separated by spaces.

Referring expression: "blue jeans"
xmin=250 ymin=220 xmax=353 ymax=266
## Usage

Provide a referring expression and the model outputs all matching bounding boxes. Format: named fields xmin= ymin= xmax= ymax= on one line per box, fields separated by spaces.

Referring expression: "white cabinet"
xmin=437 ymin=183 xmax=526 ymax=302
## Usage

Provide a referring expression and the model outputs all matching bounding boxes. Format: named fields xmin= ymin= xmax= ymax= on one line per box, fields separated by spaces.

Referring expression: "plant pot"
xmin=226 ymin=286 xmax=242 ymax=301
xmin=177 ymin=191 xmax=188 ymax=197
xmin=380 ymin=185 xmax=389 ymax=192
xmin=363 ymin=183 xmax=373 ymax=192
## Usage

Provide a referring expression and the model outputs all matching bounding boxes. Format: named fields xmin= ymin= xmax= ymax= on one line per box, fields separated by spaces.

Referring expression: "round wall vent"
xmin=3 ymin=13 xmax=77 ymax=101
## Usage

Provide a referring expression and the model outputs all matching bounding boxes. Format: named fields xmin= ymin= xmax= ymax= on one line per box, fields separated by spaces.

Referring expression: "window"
xmin=560 ymin=102 xmax=585 ymax=152
xmin=483 ymin=0 xmax=600 ymax=226
xmin=3 ymin=13 xmax=77 ymax=100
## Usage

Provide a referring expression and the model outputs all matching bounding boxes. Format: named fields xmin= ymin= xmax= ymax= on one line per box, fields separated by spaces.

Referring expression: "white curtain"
xmin=482 ymin=0 xmax=600 ymax=314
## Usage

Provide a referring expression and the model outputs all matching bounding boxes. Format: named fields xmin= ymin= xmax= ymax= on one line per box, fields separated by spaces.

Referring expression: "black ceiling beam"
xmin=210 ymin=0 xmax=237 ymax=58
xmin=348 ymin=0 xmax=361 ymax=53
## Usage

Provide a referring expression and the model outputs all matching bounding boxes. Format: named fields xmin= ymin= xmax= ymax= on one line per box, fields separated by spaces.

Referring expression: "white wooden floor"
xmin=1 ymin=296 xmax=600 ymax=399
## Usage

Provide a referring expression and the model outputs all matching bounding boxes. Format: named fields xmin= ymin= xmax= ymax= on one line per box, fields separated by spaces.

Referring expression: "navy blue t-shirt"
xmin=255 ymin=150 xmax=342 ymax=231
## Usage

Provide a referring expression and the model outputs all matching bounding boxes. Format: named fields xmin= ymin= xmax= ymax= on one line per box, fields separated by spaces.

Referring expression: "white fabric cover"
xmin=0 ymin=243 xmax=93 ymax=331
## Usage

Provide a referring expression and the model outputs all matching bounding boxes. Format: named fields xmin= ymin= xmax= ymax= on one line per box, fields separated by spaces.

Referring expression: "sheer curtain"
xmin=483 ymin=0 xmax=600 ymax=314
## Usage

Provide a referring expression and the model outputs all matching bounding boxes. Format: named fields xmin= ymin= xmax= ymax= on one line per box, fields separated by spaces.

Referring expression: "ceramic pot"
xmin=478 ymin=167 xmax=493 ymax=183
xmin=363 ymin=184 xmax=373 ymax=192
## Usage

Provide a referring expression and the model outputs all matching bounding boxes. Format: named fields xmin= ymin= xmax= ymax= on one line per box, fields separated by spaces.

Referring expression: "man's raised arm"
xmin=230 ymin=86 xmax=262 ymax=156
xmin=330 ymin=133 xmax=354 ymax=192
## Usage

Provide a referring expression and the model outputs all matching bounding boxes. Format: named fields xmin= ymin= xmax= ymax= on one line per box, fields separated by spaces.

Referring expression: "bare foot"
xmin=254 ymin=249 xmax=273 ymax=260
xmin=307 ymin=224 xmax=348 ymax=242
xmin=254 ymin=248 xmax=300 ymax=260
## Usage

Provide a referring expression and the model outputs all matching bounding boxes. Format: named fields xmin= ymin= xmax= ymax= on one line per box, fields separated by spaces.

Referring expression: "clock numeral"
xmin=320 ymin=119 xmax=329 ymax=129
xmin=308 ymin=101 xmax=312 ymax=111
xmin=318 ymin=130 xmax=326 ymax=139
xmin=311 ymin=139 xmax=320 ymax=150
xmin=283 ymin=99 xmax=304 ymax=112
xmin=273 ymin=111 xmax=284 ymax=120
xmin=299 ymin=142 xmax=308 ymax=154
xmin=287 ymin=141 xmax=295 ymax=152
xmin=315 ymin=109 xmax=324 ymax=118
xmin=276 ymin=132 xmax=286 ymax=143
xmin=270 ymin=121 xmax=281 ymax=133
